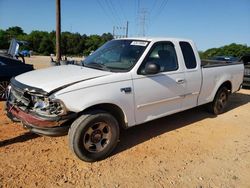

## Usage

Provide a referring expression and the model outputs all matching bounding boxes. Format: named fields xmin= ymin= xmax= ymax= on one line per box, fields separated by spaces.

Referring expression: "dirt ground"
xmin=25 ymin=55 xmax=83 ymax=69
xmin=0 ymin=56 xmax=250 ymax=188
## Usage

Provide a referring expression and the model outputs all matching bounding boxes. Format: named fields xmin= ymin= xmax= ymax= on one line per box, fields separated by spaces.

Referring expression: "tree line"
xmin=1 ymin=26 xmax=249 ymax=58
xmin=0 ymin=26 xmax=113 ymax=56
xmin=199 ymin=43 xmax=250 ymax=59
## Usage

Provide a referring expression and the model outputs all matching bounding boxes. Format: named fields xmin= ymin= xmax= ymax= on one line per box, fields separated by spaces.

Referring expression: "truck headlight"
xmin=34 ymin=99 xmax=49 ymax=109
xmin=32 ymin=96 xmax=66 ymax=116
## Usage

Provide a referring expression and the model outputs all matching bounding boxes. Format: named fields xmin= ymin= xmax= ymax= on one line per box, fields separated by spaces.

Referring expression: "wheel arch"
xmin=79 ymin=103 xmax=128 ymax=129
xmin=212 ymin=80 xmax=232 ymax=101
xmin=217 ymin=80 xmax=232 ymax=94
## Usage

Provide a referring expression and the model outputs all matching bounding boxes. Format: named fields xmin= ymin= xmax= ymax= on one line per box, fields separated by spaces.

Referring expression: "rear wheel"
xmin=208 ymin=87 xmax=229 ymax=115
xmin=68 ymin=111 xmax=120 ymax=162
xmin=0 ymin=81 xmax=9 ymax=100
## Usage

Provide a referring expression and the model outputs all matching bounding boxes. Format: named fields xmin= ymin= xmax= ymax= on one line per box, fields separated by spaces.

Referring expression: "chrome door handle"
xmin=176 ymin=79 xmax=185 ymax=84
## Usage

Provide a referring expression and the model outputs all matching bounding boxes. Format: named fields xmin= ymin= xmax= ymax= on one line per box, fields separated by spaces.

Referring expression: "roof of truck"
xmin=114 ymin=37 xmax=193 ymax=43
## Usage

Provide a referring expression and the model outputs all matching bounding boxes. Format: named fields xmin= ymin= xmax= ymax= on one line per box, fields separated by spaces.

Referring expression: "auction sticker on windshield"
xmin=130 ymin=41 xmax=148 ymax=46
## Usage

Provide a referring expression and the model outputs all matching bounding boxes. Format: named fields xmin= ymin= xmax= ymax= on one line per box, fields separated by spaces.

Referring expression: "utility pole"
xmin=125 ymin=21 xmax=129 ymax=37
xmin=113 ymin=26 xmax=115 ymax=37
xmin=56 ymin=0 xmax=61 ymax=62
xmin=113 ymin=21 xmax=129 ymax=39
xmin=138 ymin=9 xmax=147 ymax=37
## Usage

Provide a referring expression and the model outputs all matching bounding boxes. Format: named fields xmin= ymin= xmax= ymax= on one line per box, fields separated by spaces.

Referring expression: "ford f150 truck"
xmin=5 ymin=38 xmax=244 ymax=162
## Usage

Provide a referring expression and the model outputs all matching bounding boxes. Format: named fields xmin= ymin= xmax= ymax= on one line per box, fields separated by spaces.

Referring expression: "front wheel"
xmin=208 ymin=87 xmax=229 ymax=115
xmin=68 ymin=111 xmax=120 ymax=162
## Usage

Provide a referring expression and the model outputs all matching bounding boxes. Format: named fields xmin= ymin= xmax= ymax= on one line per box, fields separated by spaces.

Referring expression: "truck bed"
xmin=201 ymin=59 xmax=242 ymax=68
xmin=198 ymin=61 xmax=244 ymax=106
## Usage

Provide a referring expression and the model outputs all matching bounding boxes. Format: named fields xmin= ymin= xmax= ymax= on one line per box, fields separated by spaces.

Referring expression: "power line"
xmin=149 ymin=0 xmax=159 ymax=15
xmin=116 ymin=0 xmax=127 ymax=23
xmin=105 ymin=0 xmax=122 ymax=25
xmin=109 ymin=0 xmax=124 ymax=24
xmin=97 ymin=0 xmax=117 ymax=25
xmin=153 ymin=0 xmax=169 ymax=21
xmin=149 ymin=0 xmax=169 ymax=29
xmin=137 ymin=0 xmax=140 ymax=13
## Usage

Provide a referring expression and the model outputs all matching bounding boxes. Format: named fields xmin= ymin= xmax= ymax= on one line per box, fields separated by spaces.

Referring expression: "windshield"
xmin=83 ymin=39 xmax=149 ymax=72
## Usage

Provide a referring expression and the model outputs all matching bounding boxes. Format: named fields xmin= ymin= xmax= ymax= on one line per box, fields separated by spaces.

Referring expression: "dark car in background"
xmin=0 ymin=39 xmax=34 ymax=99
xmin=241 ymin=55 xmax=250 ymax=87
xmin=211 ymin=56 xmax=239 ymax=62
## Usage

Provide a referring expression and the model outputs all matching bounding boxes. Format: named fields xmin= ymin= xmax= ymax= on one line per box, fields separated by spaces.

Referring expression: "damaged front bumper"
xmin=6 ymin=78 xmax=77 ymax=136
xmin=6 ymin=103 xmax=76 ymax=136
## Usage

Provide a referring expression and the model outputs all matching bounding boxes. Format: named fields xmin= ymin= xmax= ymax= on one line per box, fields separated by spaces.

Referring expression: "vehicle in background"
xmin=0 ymin=39 xmax=34 ymax=100
xmin=211 ymin=56 xmax=239 ymax=62
xmin=6 ymin=38 xmax=244 ymax=162
xmin=20 ymin=50 xmax=30 ymax=57
xmin=240 ymin=54 xmax=250 ymax=87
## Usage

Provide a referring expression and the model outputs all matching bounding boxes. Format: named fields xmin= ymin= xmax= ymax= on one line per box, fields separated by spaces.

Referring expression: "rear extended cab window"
xmin=179 ymin=41 xmax=197 ymax=69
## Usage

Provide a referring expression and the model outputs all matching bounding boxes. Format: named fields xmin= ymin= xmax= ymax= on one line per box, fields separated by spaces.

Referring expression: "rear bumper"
xmin=6 ymin=103 xmax=76 ymax=136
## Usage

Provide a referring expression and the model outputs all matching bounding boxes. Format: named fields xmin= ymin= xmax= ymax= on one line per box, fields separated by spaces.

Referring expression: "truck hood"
xmin=14 ymin=65 xmax=112 ymax=93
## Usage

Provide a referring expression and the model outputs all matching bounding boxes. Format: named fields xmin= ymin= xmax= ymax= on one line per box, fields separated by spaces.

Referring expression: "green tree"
xmin=202 ymin=43 xmax=250 ymax=59
xmin=39 ymin=36 xmax=54 ymax=55
xmin=101 ymin=33 xmax=113 ymax=42
xmin=6 ymin=26 xmax=25 ymax=39
xmin=84 ymin=35 xmax=103 ymax=56
xmin=0 ymin=30 xmax=9 ymax=49
xmin=28 ymin=30 xmax=49 ymax=52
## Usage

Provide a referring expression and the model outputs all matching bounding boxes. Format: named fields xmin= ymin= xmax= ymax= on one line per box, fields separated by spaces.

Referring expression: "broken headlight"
xmin=31 ymin=95 xmax=66 ymax=117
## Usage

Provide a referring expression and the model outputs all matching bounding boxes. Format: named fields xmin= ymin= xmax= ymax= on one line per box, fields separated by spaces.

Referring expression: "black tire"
xmin=0 ymin=80 xmax=10 ymax=100
xmin=208 ymin=87 xmax=229 ymax=115
xmin=68 ymin=111 xmax=120 ymax=162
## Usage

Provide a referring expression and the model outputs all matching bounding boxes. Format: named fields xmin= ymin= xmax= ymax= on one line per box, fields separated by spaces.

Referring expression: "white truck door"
xmin=179 ymin=41 xmax=202 ymax=109
xmin=132 ymin=41 xmax=186 ymax=124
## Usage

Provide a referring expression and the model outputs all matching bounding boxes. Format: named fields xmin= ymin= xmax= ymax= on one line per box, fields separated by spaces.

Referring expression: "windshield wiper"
xmin=84 ymin=62 xmax=110 ymax=71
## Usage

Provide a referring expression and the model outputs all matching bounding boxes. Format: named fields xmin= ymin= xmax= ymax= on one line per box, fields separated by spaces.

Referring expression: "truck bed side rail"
xmin=201 ymin=60 xmax=242 ymax=68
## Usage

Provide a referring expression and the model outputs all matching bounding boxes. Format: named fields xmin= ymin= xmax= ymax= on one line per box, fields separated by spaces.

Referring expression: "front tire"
xmin=208 ymin=87 xmax=229 ymax=115
xmin=68 ymin=111 xmax=120 ymax=162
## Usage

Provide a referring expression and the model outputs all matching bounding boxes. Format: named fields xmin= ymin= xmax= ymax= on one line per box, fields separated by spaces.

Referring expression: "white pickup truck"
xmin=6 ymin=38 xmax=244 ymax=162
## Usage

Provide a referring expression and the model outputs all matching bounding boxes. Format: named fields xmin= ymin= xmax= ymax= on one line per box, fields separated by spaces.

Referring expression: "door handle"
xmin=120 ymin=87 xmax=132 ymax=93
xmin=176 ymin=79 xmax=185 ymax=84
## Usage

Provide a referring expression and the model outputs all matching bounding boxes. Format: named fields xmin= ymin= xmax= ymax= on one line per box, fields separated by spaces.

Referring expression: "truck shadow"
xmin=0 ymin=132 xmax=40 ymax=148
xmin=112 ymin=92 xmax=250 ymax=156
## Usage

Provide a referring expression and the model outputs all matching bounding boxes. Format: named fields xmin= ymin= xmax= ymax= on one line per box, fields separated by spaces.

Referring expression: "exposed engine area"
xmin=8 ymin=83 xmax=65 ymax=118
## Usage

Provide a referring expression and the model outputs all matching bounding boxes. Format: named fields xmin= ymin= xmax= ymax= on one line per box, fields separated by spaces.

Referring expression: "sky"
xmin=0 ymin=0 xmax=249 ymax=51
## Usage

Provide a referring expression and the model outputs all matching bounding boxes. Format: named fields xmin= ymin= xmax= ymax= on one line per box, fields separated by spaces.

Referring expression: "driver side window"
xmin=139 ymin=42 xmax=178 ymax=74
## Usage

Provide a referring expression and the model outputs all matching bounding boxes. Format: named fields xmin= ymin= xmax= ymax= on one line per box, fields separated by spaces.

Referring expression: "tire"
xmin=68 ymin=111 xmax=120 ymax=162
xmin=208 ymin=87 xmax=229 ymax=115
xmin=0 ymin=80 xmax=10 ymax=100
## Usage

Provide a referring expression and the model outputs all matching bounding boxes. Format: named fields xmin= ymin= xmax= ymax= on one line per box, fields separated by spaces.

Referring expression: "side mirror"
xmin=144 ymin=62 xmax=160 ymax=74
